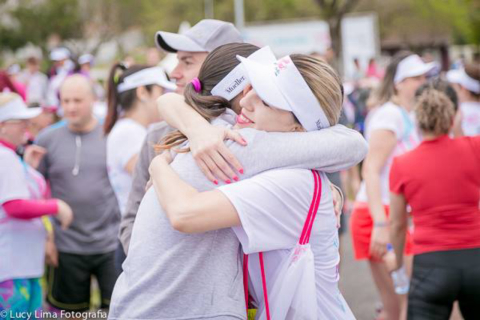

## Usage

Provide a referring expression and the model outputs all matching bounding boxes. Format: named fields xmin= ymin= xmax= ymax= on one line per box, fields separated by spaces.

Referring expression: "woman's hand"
xmin=383 ymin=250 xmax=398 ymax=272
xmin=56 ymin=199 xmax=74 ymax=230
xmin=148 ymin=151 xmax=174 ymax=190
xmin=188 ymin=126 xmax=247 ymax=184
xmin=370 ymin=225 xmax=389 ymax=260
xmin=156 ymin=92 xmax=247 ymax=184
xmin=330 ymin=184 xmax=344 ymax=228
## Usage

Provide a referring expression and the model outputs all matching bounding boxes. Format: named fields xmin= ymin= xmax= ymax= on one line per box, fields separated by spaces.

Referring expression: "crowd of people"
xmin=1 ymin=18 xmax=479 ymax=320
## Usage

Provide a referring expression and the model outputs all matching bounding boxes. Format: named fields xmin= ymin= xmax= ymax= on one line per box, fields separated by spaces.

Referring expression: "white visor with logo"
xmin=118 ymin=67 xmax=177 ymax=93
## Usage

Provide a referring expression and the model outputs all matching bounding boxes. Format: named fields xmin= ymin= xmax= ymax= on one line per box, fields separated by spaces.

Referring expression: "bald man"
xmin=36 ymin=74 xmax=120 ymax=312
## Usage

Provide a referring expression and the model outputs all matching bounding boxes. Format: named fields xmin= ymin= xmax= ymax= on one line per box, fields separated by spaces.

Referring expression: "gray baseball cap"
xmin=155 ymin=19 xmax=243 ymax=53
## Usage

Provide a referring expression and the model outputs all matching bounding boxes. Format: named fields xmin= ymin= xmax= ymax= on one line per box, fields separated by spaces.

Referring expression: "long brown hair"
xmin=104 ymin=63 xmax=155 ymax=134
xmin=158 ymin=43 xmax=260 ymax=152
xmin=290 ymin=54 xmax=343 ymax=126
xmin=368 ymin=51 xmax=413 ymax=108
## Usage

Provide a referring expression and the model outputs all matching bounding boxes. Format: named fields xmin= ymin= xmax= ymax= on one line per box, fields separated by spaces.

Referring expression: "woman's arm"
xmin=3 ymin=198 xmax=58 ymax=219
xmin=157 ymin=93 xmax=246 ymax=183
xmin=389 ymin=192 xmax=408 ymax=269
xmin=157 ymin=93 xmax=368 ymax=181
xmin=150 ymin=153 xmax=240 ymax=234
xmin=362 ymin=129 xmax=397 ymax=259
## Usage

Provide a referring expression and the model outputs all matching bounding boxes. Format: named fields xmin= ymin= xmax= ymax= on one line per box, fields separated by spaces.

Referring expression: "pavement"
xmin=339 ymin=218 xmax=379 ymax=320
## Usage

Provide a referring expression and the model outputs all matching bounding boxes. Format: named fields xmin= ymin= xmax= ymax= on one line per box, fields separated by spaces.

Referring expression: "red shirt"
xmin=390 ymin=135 xmax=480 ymax=255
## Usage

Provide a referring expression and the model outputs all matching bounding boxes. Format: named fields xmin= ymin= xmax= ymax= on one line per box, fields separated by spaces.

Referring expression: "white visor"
xmin=117 ymin=67 xmax=177 ymax=93
xmin=394 ymin=54 xmax=435 ymax=84
xmin=237 ymin=52 xmax=331 ymax=131
xmin=0 ymin=97 xmax=42 ymax=123
xmin=78 ymin=54 xmax=94 ymax=65
xmin=50 ymin=47 xmax=70 ymax=61
xmin=446 ymin=69 xmax=480 ymax=94
xmin=211 ymin=46 xmax=277 ymax=100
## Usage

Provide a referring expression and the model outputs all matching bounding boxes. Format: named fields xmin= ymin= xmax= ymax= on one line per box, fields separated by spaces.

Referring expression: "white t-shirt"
xmin=18 ymin=70 xmax=48 ymax=105
xmin=219 ymin=169 xmax=355 ymax=320
xmin=0 ymin=145 xmax=47 ymax=282
xmin=460 ymin=101 xmax=480 ymax=136
xmin=107 ymin=119 xmax=147 ymax=214
xmin=356 ymin=102 xmax=420 ymax=204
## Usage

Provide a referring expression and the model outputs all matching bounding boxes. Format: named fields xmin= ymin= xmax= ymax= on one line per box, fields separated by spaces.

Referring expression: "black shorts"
xmin=47 ymin=251 xmax=118 ymax=312
xmin=408 ymin=248 xmax=480 ymax=320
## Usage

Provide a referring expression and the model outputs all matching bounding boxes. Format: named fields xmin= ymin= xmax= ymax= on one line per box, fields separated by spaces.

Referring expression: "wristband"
xmin=374 ymin=221 xmax=388 ymax=227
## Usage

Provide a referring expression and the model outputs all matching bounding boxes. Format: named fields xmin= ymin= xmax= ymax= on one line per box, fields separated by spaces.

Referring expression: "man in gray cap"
xmin=119 ymin=19 xmax=242 ymax=253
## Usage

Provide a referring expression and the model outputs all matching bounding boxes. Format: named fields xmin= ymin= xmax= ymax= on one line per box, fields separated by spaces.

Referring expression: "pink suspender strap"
xmin=243 ymin=253 xmax=249 ymax=311
xmin=259 ymin=252 xmax=271 ymax=320
xmin=243 ymin=170 xmax=322 ymax=318
xmin=301 ymin=170 xmax=322 ymax=245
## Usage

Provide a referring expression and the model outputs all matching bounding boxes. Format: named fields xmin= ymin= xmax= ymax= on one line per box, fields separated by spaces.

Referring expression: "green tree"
xmin=0 ymin=0 xmax=82 ymax=53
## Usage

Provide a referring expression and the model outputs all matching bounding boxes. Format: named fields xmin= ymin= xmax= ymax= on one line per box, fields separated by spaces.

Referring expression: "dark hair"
xmin=159 ymin=43 xmax=260 ymax=152
xmin=416 ymin=78 xmax=458 ymax=111
xmin=368 ymin=51 xmax=413 ymax=108
xmin=104 ymin=63 xmax=154 ymax=134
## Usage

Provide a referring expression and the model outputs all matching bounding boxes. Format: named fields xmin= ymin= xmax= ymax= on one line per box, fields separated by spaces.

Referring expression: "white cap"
xmin=236 ymin=47 xmax=331 ymax=131
xmin=117 ymin=66 xmax=177 ymax=93
xmin=0 ymin=97 xmax=41 ymax=122
xmin=394 ymin=54 xmax=435 ymax=84
xmin=211 ymin=46 xmax=278 ymax=100
xmin=212 ymin=46 xmax=331 ymax=131
xmin=155 ymin=19 xmax=243 ymax=53
xmin=50 ymin=47 xmax=70 ymax=61
xmin=446 ymin=68 xmax=480 ymax=94
xmin=78 ymin=54 xmax=94 ymax=66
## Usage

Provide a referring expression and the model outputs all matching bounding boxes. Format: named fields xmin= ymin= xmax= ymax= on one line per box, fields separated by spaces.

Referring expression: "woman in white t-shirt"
xmin=350 ymin=52 xmax=434 ymax=320
xmin=104 ymin=63 xmax=175 ymax=272
xmin=105 ymin=63 xmax=176 ymax=214
xmin=148 ymin=49 xmax=358 ymax=319
xmin=0 ymin=93 xmax=72 ymax=314
xmin=446 ymin=63 xmax=480 ymax=136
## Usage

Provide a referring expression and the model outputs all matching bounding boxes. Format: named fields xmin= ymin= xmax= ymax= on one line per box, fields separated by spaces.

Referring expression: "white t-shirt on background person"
xmin=106 ymin=118 xmax=147 ymax=214
xmin=219 ymin=169 xmax=355 ymax=320
xmin=0 ymin=145 xmax=46 ymax=282
xmin=356 ymin=102 xmax=420 ymax=205
xmin=460 ymin=101 xmax=480 ymax=136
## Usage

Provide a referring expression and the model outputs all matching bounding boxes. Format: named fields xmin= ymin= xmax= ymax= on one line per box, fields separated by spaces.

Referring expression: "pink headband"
xmin=191 ymin=77 xmax=202 ymax=93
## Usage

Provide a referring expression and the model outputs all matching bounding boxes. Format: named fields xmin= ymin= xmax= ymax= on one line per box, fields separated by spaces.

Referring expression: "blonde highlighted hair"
xmin=291 ymin=54 xmax=343 ymax=126
xmin=415 ymin=89 xmax=455 ymax=136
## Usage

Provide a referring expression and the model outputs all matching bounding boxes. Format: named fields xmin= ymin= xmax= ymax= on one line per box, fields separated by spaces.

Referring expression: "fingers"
xmin=370 ymin=242 xmax=387 ymax=260
xmin=193 ymin=148 xmax=238 ymax=184
xmin=225 ymin=130 xmax=247 ymax=146
xmin=210 ymin=151 xmax=239 ymax=182
xmin=195 ymin=158 xmax=218 ymax=185
xmin=218 ymin=144 xmax=243 ymax=175
xmin=202 ymin=156 xmax=230 ymax=184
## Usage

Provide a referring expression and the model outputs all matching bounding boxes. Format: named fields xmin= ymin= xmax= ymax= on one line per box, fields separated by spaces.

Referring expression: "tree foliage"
xmin=0 ymin=0 xmax=478 ymax=56
xmin=0 ymin=0 xmax=82 ymax=52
